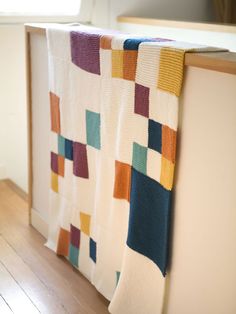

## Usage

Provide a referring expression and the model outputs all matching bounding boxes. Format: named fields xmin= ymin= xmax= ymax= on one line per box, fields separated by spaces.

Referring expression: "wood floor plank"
xmin=0 ymin=181 xmax=109 ymax=314
xmin=0 ymin=262 xmax=39 ymax=313
xmin=0 ymin=236 xmax=67 ymax=314
xmin=0 ymin=295 xmax=13 ymax=313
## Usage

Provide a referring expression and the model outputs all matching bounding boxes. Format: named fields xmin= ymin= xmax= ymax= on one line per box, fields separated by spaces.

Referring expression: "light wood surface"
xmin=0 ymin=295 xmax=12 ymax=313
xmin=185 ymin=51 xmax=236 ymax=74
xmin=25 ymin=24 xmax=46 ymax=36
xmin=25 ymin=28 xmax=33 ymax=225
xmin=4 ymin=179 xmax=28 ymax=201
xmin=117 ymin=16 xmax=236 ymax=34
xmin=0 ymin=180 xmax=109 ymax=313
xmin=25 ymin=24 xmax=236 ymax=75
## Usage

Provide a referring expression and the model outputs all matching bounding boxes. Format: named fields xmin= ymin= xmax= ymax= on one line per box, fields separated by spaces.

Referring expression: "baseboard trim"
xmin=3 ymin=179 xmax=28 ymax=201
xmin=0 ymin=165 xmax=6 ymax=180
xmin=31 ymin=208 xmax=48 ymax=239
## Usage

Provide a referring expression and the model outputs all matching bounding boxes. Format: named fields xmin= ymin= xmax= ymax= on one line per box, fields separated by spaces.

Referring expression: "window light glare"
xmin=0 ymin=0 xmax=81 ymax=15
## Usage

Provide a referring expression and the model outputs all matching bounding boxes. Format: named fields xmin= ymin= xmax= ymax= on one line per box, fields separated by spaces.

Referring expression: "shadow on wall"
xmin=0 ymin=24 xmax=28 ymax=192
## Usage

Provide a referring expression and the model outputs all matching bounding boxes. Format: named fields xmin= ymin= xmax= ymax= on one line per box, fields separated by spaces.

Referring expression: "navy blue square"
xmin=65 ymin=138 xmax=73 ymax=160
xmin=127 ymin=168 xmax=172 ymax=276
xmin=123 ymin=38 xmax=154 ymax=50
xmin=148 ymin=119 xmax=162 ymax=153
xmin=89 ymin=238 xmax=96 ymax=263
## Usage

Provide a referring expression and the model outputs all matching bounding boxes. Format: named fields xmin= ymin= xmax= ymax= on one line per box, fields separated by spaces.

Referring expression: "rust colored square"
xmin=56 ymin=227 xmax=70 ymax=257
xmin=113 ymin=160 xmax=131 ymax=202
xmin=58 ymin=155 xmax=65 ymax=177
xmin=50 ymin=91 xmax=60 ymax=134
xmin=123 ymin=50 xmax=138 ymax=81
xmin=100 ymin=35 xmax=113 ymax=49
xmin=162 ymin=125 xmax=177 ymax=163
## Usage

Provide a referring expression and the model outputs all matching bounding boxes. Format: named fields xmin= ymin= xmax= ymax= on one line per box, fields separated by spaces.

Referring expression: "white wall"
xmin=31 ymin=34 xmax=50 ymax=225
xmin=167 ymin=67 xmax=236 ymax=314
xmin=92 ymin=0 xmax=215 ymax=28
xmin=0 ymin=25 xmax=28 ymax=192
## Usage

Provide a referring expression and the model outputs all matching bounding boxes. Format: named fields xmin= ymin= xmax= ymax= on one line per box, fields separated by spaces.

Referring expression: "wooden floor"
xmin=0 ymin=180 xmax=109 ymax=314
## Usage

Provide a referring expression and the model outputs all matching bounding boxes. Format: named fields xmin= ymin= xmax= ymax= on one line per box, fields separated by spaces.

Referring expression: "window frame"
xmin=0 ymin=15 xmax=80 ymax=24
xmin=0 ymin=0 xmax=93 ymax=24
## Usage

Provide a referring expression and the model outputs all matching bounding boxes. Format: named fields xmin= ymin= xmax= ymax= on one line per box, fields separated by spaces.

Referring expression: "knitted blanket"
xmin=46 ymin=24 xmax=224 ymax=313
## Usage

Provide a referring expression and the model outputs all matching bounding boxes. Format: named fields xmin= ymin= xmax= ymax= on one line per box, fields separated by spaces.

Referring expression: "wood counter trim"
xmin=25 ymin=24 xmax=236 ymax=75
xmin=25 ymin=27 xmax=33 ymax=224
xmin=117 ymin=16 xmax=236 ymax=34
xmin=25 ymin=25 xmax=46 ymax=35
xmin=185 ymin=52 xmax=236 ymax=75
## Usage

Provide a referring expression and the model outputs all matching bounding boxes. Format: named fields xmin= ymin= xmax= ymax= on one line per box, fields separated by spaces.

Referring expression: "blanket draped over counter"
xmin=46 ymin=24 xmax=223 ymax=313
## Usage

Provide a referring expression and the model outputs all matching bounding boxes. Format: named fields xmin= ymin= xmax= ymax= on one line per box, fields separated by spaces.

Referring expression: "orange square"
xmin=123 ymin=50 xmax=138 ymax=81
xmin=56 ymin=227 xmax=70 ymax=256
xmin=50 ymin=91 xmax=61 ymax=134
xmin=100 ymin=35 xmax=113 ymax=49
xmin=113 ymin=160 xmax=131 ymax=202
xmin=58 ymin=155 xmax=65 ymax=177
xmin=162 ymin=125 xmax=177 ymax=163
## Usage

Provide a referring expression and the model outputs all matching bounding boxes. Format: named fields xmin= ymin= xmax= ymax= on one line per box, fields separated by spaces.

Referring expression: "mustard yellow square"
xmin=157 ymin=48 xmax=185 ymax=97
xmin=80 ymin=212 xmax=91 ymax=236
xmin=112 ymin=50 xmax=123 ymax=78
xmin=160 ymin=157 xmax=175 ymax=191
xmin=51 ymin=171 xmax=58 ymax=193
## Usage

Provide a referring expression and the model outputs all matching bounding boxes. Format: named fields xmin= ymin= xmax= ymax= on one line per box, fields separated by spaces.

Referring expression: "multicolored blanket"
xmin=46 ymin=24 xmax=223 ymax=313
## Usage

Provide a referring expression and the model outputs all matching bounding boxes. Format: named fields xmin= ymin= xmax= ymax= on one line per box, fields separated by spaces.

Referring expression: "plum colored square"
xmin=135 ymin=83 xmax=149 ymax=118
xmin=71 ymin=31 xmax=101 ymax=75
xmin=73 ymin=142 xmax=89 ymax=178
xmin=70 ymin=224 xmax=81 ymax=249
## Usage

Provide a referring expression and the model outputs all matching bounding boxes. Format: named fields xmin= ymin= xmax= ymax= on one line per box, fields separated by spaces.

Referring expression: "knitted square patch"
xmin=73 ymin=142 xmax=89 ymax=178
xmin=58 ymin=135 xmax=65 ymax=157
xmin=162 ymin=125 xmax=177 ymax=163
xmin=123 ymin=50 xmax=138 ymax=81
xmin=56 ymin=228 xmax=70 ymax=256
xmin=134 ymin=83 xmax=149 ymax=118
xmin=158 ymin=48 xmax=185 ymax=97
xmin=70 ymin=31 xmax=101 ymax=75
xmin=50 ymin=92 xmax=60 ymax=134
xmin=127 ymin=168 xmax=171 ymax=276
xmin=112 ymin=50 xmax=123 ymax=78
xmin=113 ymin=160 xmax=131 ymax=202
xmin=69 ymin=244 xmax=79 ymax=267
xmin=86 ymin=110 xmax=101 ymax=149
xmin=51 ymin=171 xmax=58 ymax=193
xmin=148 ymin=119 xmax=162 ymax=154
xmin=89 ymin=238 xmax=97 ymax=263
xmin=70 ymin=224 xmax=81 ymax=249
xmin=132 ymin=142 xmax=147 ymax=175
xmin=160 ymin=157 xmax=175 ymax=191
xmin=80 ymin=212 xmax=91 ymax=236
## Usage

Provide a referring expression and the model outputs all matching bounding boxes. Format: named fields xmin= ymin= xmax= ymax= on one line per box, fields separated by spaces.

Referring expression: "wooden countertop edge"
xmin=117 ymin=16 xmax=236 ymax=34
xmin=185 ymin=52 xmax=236 ymax=75
xmin=25 ymin=25 xmax=47 ymax=35
xmin=25 ymin=25 xmax=236 ymax=75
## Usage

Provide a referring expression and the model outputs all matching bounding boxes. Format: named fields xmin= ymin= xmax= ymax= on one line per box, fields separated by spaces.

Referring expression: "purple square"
xmin=134 ymin=83 xmax=149 ymax=118
xmin=73 ymin=142 xmax=89 ymax=178
xmin=51 ymin=152 xmax=58 ymax=173
xmin=70 ymin=31 xmax=101 ymax=75
xmin=70 ymin=224 xmax=80 ymax=248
